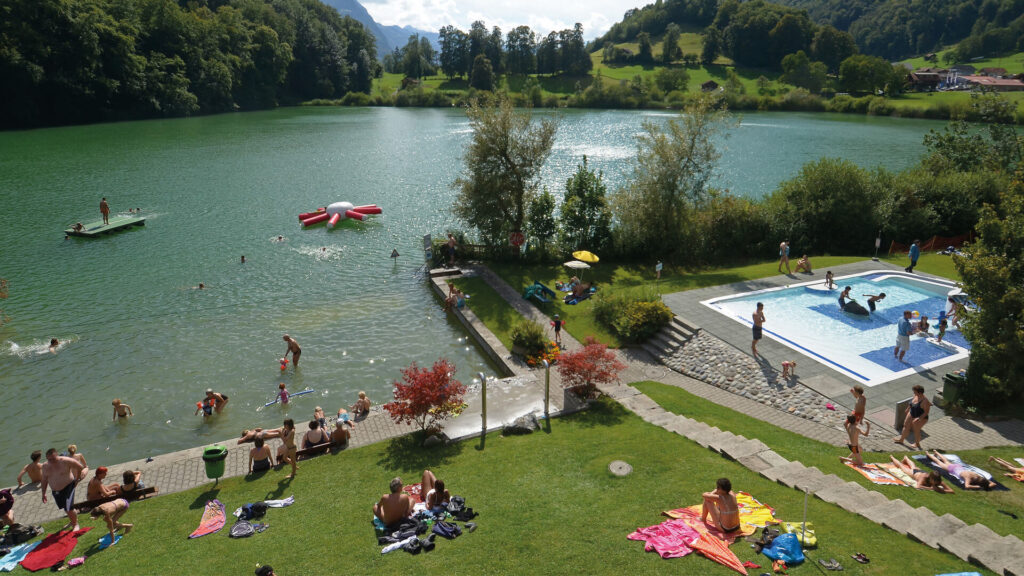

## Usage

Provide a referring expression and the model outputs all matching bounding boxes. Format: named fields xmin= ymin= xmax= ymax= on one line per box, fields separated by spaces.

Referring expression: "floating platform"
xmin=65 ymin=215 xmax=146 ymax=237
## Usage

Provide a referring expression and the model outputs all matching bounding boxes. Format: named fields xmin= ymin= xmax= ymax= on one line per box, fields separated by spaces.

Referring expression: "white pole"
xmin=542 ymin=360 xmax=550 ymax=418
xmin=801 ymin=488 xmax=808 ymax=546
xmin=478 ymin=372 xmax=487 ymax=438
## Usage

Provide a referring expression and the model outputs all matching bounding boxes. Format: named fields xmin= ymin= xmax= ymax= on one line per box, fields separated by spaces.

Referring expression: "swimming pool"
xmin=702 ymin=272 xmax=969 ymax=386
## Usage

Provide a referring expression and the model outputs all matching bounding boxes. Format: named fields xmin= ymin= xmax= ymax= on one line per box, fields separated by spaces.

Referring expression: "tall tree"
xmin=486 ymin=26 xmax=505 ymax=74
xmin=505 ymin=25 xmax=536 ymax=75
xmin=527 ymin=188 xmax=559 ymax=253
xmin=811 ymin=25 xmax=857 ymax=73
xmin=537 ymin=32 xmax=560 ymax=75
xmin=453 ymin=97 xmax=558 ymax=246
xmin=780 ymin=50 xmax=827 ymax=93
xmin=561 ymin=156 xmax=614 ymax=252
xmin=701 ymin=25 xmax=722 ymax=64
xmin=468 ymin=20 xmax=488 ymax=63
xmin=469 ymin=54 xmax=494 ymax=90
xmin=636 ymin=32 xmax=653 ymax=63
xmin=662 ymin=23 xmax=683 ymax=63
xmin=561 ymin=23 xmax=592 ymax=75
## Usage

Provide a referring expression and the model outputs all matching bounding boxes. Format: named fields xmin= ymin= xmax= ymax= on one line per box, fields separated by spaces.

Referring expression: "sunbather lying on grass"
xmin=889 ymin=455 xmax=953 ymax=493
xmin=926 ymin=451 xmax=996 ymax=490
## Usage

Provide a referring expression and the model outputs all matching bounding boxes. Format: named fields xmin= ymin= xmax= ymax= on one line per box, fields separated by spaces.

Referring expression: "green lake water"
xmin=0 ymin=107 xmax=946 ymax=478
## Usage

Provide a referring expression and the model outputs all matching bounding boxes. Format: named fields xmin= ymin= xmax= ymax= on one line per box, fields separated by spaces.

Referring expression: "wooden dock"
xmin=65 ymin=215 xmax=146 ymax=237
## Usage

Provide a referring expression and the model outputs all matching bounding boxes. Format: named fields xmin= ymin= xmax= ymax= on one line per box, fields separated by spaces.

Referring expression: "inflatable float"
xmin=299 ymin=203 xmax=382 ymax=229
xmin=264 ymin=388 xmax=315 ymax=407
xmin=842 ymin=300 xmax=870 ymax=316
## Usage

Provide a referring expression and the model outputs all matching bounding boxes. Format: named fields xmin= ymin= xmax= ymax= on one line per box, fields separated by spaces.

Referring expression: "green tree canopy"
xmin=527 ymin=188 xmax=559 ymax=253
xmin=661 ymin=23 xmax=683 ymax=63
xmin=561 ymin=156 xmax=614 ymax=253
xmin=453 ymin=97 xmax=558 ymax=246
xmin=780 ymin=50 xmax=827 ymax=94
xmin=469 ymin=54 xmax=494 ymax=90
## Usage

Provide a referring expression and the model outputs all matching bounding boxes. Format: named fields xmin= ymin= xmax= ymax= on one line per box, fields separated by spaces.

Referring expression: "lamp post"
xmin=478 ymin=372 xmax=487 ymax=439
xmin=542 ymin=360 xmax=550 ymax=419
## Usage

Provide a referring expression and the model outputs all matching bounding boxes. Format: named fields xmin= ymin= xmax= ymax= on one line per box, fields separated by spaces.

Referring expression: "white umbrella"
xmin=564 ymin=260 xmax=590 ymax=281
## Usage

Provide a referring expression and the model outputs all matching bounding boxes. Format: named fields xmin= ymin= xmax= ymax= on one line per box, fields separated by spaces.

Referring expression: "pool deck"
xmin=662 ymin=260 xmax=1024 ymax=449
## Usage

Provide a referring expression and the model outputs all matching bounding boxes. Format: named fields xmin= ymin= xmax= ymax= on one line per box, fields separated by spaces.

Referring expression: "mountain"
xmin=319 ymin=0 xmax=439 ymax=57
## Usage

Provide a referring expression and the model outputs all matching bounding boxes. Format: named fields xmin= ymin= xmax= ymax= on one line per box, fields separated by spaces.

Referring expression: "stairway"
xmin=640 ymin=315 xmax=701 ymax=360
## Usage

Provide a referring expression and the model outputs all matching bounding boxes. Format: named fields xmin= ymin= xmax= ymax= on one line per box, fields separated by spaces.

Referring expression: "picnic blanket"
xmin=0 ymin=542 xmax=40 ymax=572
xmin=911 ymin=455 xmax=1009 ymax=491
xmin=20 ymin=528 xmax=91 ymax=572
xmin=403 ymin=483 xmax=423 ymax=504
xmin=189 ymin=499 xmax=226 ymax=539
xmin=844 ymin=461 xmax=908 ymax=486
xmin=628 ymin=519 xmax=747 ymax=574
xmin=663 ymin=491 xmax=775 ymax=540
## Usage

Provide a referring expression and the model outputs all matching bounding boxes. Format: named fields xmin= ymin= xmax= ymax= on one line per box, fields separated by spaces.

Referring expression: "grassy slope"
xmin=490 ymin=254 xmax=958 ymax=347
xmin=634 ymin=381 xmax=1024 ymax=538
xmin=901 ymin=50 xmax=1024 ymax=75
xmin=46 ymin=399 xmax=990 ymax=575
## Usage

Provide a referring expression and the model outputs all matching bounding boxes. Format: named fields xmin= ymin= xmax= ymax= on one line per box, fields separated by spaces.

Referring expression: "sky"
xmin=360 ymin=0 xmax=647 ymax=38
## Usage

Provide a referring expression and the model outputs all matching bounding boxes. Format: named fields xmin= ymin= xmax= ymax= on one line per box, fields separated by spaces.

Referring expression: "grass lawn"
xmin=887 ymin=90 xmax=1024 ymax=113
xmin=635 ymin=381 xmax=1024 ymax=538
xmin=41 ymin=399 xmax=988 ymax=574
xmin=449 ymin=276 xmax=523 ymax=350
xmin=901 ymin=50 xmax=1024 ymax=76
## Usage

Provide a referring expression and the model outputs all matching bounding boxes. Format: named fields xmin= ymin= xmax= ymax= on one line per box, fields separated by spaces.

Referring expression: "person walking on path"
xmin=894 ymin=384 xmax=930 ymax=450
xmin=100 ymin=197 xmax=110 ymax=225
xmin=552 ymin=314 xmax=563 ymax=346
xmin=751 ymin=302 xmax=765 ymax=358
xmin=40 ymin=448 xmax=84 ymax=532
xmin=777 ymin=241 xmax=790 ymax=274
xmin=905 ymin=240 xmax=920 ymax=273
xmin=283 ymin=334 xmax=301 ymax=368
xmin=894 ymin=310 xmax=916 ymax=362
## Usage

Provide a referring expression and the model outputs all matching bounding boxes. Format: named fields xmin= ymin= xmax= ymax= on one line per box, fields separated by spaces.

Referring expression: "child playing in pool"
xmin=936 ymin=317 xmax=948 ymax=343
xmin=112 ymin=399 xmax=133 ymax=420
xmin=824 ymin=271 xmax=835 ymax=290
xmin=277 ymin=383 xmax=289 ymax=405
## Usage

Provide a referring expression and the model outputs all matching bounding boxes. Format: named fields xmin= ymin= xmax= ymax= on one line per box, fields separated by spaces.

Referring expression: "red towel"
xmin=20 ymin=528 xmax=92 ymax=572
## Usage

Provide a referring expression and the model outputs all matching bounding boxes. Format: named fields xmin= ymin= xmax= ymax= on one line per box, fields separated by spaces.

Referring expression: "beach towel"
xmin=911 ymin=455 xmax=1009 ymax=491
xmin=662 ymin=492 xmax=774 ymax=540
xmin=877 ymin=462 xmax=918 ymax=486
xmin=20 ymin=528 xmax=91 ymax=572
xmin=403 ymin=483 xmax=424 ymax=504
xmin=844 ymin=461 xmax=907 ymax=486
xmin=627 ymin=518 xmax=701 ymax=558
xmin=189 ymin=499 xmax=226 ymax=539
xmin=0 ymin=542 xmax=39 ymax=572
xmin=96 ymin=533 xmax=121 ymax=550
xmin=263 ymin=496 xmax=294 ymax=508
xmin=1015 ymin=458 xmax=1024 ymax=467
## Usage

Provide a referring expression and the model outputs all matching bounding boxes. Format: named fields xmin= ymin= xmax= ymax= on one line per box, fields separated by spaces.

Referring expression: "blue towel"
xmin=0 ymin=541 xmax=40 ymax=572
xmin=97 ymin=533 xmax=122 ymax=550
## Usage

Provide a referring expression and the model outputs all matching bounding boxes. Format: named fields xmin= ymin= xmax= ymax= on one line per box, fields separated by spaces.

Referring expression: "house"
xmin=979 ymin=67 xmax=1008 ymax=77
xmin=701 ymin=80 xmax=719 ymax=92
xmin=962 ymin=75 xmax=1024 ymax=91
xmin=908 ymin=72 xmax=942 ymax=90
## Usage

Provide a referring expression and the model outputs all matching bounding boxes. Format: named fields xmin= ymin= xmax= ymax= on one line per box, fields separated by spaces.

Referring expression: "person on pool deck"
xmin=894 ymin=310 xmax=917 ymax=362
xmin=100 ymin=197 xmax=110 ymax=225
xmin=751 ymin=303 xmax=765 ymax=359
xmin=777 ymin=240 xmax=790 ymax=274
xmin=889 ymin=455 xmax=953 ymax=493
xmin=863 ymin=292 xmax=886 ymax=312
xmin=351 ymin=391 xmax=371 ymax=417
xmin=119 ymin=470 xmax=144 ymax=493
xmin=16 ymin=450 xmax=43 ymax=488
xmin=893 ymin=384 xmax=929 ymax=449
xmin=906 ymin=239 xmax=920 ymax=273
xmin=302 ymin=420 xmax=330 ymax=450
xmin=112 ymin=398 xmax=133 ymax=420
xmin=373 ymin=477 xmax=415 ymax=528
xmin=283 ymin=334 xmax=301 ymax=368
xmin=824 ymin=270 xmax=835 ymax=290
xmin=72 ymin=222 xmax=85 ymax=233
xmin=794 ymin=254 xmax=812 ymax=273
xmin=701 ymin=478 xmax=741 ymax=533
xmin=336 ymin=408 xmax=356 ymax=428
xmin=926 ymin=450 xmax=997 ymax=490
xmin=331 ymin=420 xmax=351 ymax=446
xmin=237 ymin=427 xmax=282 ymax=444
xmin=87 ymin=467 xmax=119 ymax=500
xmin=840 ymin=414 xmax=871 ymax=467
xmin=249 ymin=437 xmax=273 ymax=474
xmin=40 ymin=448 xmax=84 ymax=531
xmin=850 ymin=386 xmax=867 ymax=423
xmin=936 ymin=317 xmax=949 ymax=343
xmin=90 ymin=497 xmax=132 ymax=542
xmin=278 ymin=419 xmax=298 ymax=478
xmin=66 ymin=444 xmax=89 ymax=481
xmin=422 ymin=470 xmax=450 ymax=512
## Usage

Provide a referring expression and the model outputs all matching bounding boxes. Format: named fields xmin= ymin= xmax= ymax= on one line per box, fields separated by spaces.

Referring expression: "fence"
xmin=888 ymin=232 xmax=974 ymax=255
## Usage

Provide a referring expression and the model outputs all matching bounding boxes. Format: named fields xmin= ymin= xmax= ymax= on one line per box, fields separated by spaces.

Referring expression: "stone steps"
xmin=640 ymin=316 xmax=701 ymax=361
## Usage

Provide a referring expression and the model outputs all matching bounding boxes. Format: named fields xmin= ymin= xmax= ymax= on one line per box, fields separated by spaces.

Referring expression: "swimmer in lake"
xmin=112 ymin=398 xmax=133 ymax=420
xmin=49 ymin=338 xmax=59 ymax=354
xmin=274 ymin=235 xmax=285 ymax=242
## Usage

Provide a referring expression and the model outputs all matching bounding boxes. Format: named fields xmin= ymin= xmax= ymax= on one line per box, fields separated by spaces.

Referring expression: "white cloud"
xmin=360 ymin=0 xmax=644 ymax=38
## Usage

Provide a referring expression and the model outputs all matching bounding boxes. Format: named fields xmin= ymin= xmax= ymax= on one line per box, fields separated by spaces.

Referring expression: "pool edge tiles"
xmin=700 ymin=270 xmax=969 ymax=387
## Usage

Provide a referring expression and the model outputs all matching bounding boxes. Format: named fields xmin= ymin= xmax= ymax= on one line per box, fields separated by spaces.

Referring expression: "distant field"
xmin=887 ymin=90 xmax=1024 ymax=111
xmin=901 ymin=50 xmax=1024 ymax=75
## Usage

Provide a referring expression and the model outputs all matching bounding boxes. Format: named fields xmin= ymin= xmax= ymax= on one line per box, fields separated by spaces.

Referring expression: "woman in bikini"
xmin=989 ymin=457 xmax=1024 ymax=482
xmin=927 ymin=450 xmax=996 ymax=490
xmin=248 ymin=437 xmax=273 ymax=474
xmin=701 ymin=478 xmax=741 ymax=533
xmin=90 ymin=497 xmax=132 ymax=542
xmin=893 ymin=384 xmax=930 ymax=450
xmin=422 ymin=469 xmax=450 ymax=512
xmin=278 ymin=419 xmax=298 ymax=478
xmin=889 ymin=455 xmax=953 ymax=493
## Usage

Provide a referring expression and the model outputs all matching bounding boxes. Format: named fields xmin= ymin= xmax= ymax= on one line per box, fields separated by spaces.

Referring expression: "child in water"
xmin=278 ymin=383 xmax=289 ymax=405
xmin=112 ymin=399 xmax=133 ymax=420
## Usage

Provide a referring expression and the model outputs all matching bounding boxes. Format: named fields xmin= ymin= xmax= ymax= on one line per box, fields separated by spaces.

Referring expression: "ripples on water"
xmin=0 ymin=107 xmax=944 ymax=477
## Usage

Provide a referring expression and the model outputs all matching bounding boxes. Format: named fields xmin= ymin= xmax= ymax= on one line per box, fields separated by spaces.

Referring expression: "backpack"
xmin=240 ymin=502 xmax=268 ymax=520
xmin=3 ymin=524 xmax=41 ymax=546
xmin=446 ymin=496 xmax=466 ymax=515
xmin=229 ymin=520 xmax=255 ymax=538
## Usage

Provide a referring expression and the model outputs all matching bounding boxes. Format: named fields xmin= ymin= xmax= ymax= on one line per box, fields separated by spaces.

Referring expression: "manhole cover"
xmin=609 ymin=460 xmax=632 ymax=477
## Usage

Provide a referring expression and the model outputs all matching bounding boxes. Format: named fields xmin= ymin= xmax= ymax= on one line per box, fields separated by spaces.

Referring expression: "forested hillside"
xmin=0 ymin=0 xmax=379 ymax=129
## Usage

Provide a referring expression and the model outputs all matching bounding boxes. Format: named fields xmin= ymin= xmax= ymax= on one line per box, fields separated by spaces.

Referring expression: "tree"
xmin=527 ymin=188 xmax=558 ymax=253
xmin=636 ymin=32 xmax=653 ymax=63
xmin=439 ymin=25 xmax=470 ymax=79
xmin=811 ymin=25 xmax=857 ymax=73
xmin=662 ymin=23 xmax=682 ymax=63
xmin=537 ymin=32 xmax=560 ymax=75
xmin=954 ymin=170 xmax=1024 ymax=409
xmin=780 ymin=51 xmax=827 ymax=94
xmin=506 ymin=25 xmax=536 ymax=75
xmin=469 ymin=54 xmax=494 ymax=90
xmin=453 ymin=97 xmax=558 ymax=246
xmin=922 ymin=92 xmax=1023 ymax=175
xmin=560 ymin=24 xmax=592 ymax=75
xmin=557 ymin=336 xmax=626 ymax=398
xmin=655 ymin=67 xmax=689 ymax=93
xmin=383 ymin=359 xmax=467 ymax=434
xmin=486 ymin=26 xmax=505 ymax=74
xmin=561 ymin=156 xmax=614 ymax=253
xmin=613 ymin=96 xmax=732 ymax=258
xmin=701 ymin=25 xmax=722 ymax=64
xmin=839 ymin=54 xmax=895 ymax=94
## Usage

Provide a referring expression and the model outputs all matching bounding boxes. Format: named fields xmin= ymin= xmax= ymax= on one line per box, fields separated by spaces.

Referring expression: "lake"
xmin=0 ymin=107 xmax=947 ymax=477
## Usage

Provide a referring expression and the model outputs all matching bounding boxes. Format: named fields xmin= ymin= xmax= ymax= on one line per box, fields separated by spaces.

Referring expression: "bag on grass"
xmin=446 ymin=496 xmax=466 ymax=515
xmin=229 ymin=520 xmax=255 ymax=538
xmin=761 ymin=533 xmax=805 ymax=565
xmin=240 ymin=502 xmax=268 ymax=520
xmin=3 ymin=524 xmax=41 ymax=546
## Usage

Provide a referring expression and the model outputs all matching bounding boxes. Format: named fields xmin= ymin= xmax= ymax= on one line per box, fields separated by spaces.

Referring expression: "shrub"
xmin=510 ymin=318 xmax=548 ymax=355
xmin=593 ymin=286 xmax=672 ymax=342
xmin=383 ymin=358 xmax=467 ymax=434
xmin=341 ymin=92 xmax=373 ymax=106
xmin=557 ymin=336 xmax=626 ymax=398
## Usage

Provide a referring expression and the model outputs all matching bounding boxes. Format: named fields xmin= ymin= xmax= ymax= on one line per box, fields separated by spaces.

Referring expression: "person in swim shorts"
xmin=373 ymin=477 xmax=414 ymax=529
xmin=701 ymin=477 xmax=741 ymax=533
xmin=850 ymin=386 xmax=866 ymax=423
xmin=90 ymin=497 xmax=132 ymax=542
xmin=751 ymin=302 xmax=765 ymax=358
xmin=283 ymin=334 xmax=301 ymax=367
xmin=112 ymin=398 xmax=133 ymax=420
xmin=840 ymin=414 xmax=871 ymax=466
xmin=17 ymin=450 xmax=43 ymax=488
xmin=100 ymin=197 xmax=110 ymax=225
xmin=40 ymin=448 xmax=84 ymax=531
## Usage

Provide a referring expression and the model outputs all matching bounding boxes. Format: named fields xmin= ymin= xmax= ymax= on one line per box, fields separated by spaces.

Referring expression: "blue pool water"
xmin=703 ymin=272 xmax=969 ymax=386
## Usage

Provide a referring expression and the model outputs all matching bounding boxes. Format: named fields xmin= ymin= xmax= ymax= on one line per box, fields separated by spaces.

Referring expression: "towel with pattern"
xmin=844 ymin=461 xmax=907 ymax=485
xmin=662 ymin=491 xmax=775 ymax=541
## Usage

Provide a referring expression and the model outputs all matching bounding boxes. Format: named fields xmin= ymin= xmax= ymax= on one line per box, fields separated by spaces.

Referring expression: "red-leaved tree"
xmin=557 ymin=336 xmax=626 ymax=398
xmin=383 ymin=359 xmax=467 ymax=434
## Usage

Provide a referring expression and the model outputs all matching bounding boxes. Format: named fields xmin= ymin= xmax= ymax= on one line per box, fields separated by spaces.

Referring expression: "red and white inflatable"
xmin=299 ymin=202 xmax=382 ymax=229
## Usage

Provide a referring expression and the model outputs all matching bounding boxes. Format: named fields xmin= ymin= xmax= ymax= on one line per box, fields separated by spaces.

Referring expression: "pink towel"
xmin=628 ymin=518 xmax=701 ymax=558
xmin=20 ymin=528 xmax=92 ymax=572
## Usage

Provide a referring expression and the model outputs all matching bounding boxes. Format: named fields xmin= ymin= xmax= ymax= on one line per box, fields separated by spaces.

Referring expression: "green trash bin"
xmin=202 ymin=445 xmax=228 ymax=480
xmin=943 ymin=373 xmax=966 ymax=406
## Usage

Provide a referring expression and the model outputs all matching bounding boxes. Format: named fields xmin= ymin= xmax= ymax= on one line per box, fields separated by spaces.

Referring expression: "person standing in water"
xmin=100 ymin=197 xmax=110 ymax=225
xmin=283 ymin=334 xmax=301 ymax=367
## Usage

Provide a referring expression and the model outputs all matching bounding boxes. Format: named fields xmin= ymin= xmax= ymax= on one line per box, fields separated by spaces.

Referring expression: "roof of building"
xmin=962 ymin=75 xmax=1024 ymax=87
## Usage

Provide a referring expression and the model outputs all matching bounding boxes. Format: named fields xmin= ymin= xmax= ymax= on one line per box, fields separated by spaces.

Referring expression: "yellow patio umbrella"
xmin=572 ymin=250 xmax=599 ymax=263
